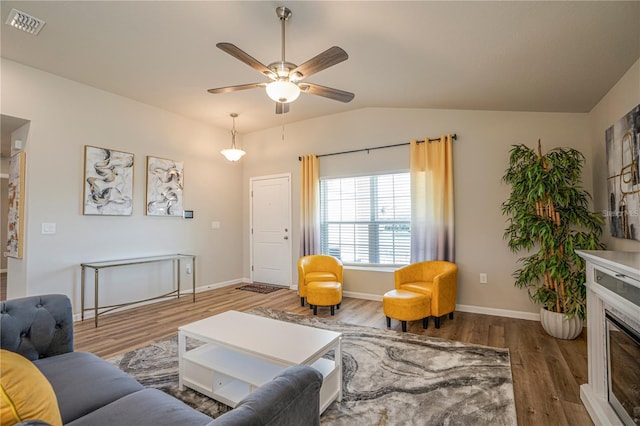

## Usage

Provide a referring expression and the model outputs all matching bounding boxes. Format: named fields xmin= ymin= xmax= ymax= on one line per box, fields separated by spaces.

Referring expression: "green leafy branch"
xmin=501 ymin=141 xmax=604 ymax=319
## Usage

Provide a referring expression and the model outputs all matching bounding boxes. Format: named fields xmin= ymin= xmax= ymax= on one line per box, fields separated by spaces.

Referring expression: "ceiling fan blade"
xmin=216 ymin=42 xmax=277 ymax=80
xmin=275 ymin=102 xmax=290 ymax=115
xmin=290 ymin=46 xmax=348 ymax=80
xmin=207 ymin=83 xmax=266 ymax=94
xmin=299 ymin=83 xmax=355 ymax=103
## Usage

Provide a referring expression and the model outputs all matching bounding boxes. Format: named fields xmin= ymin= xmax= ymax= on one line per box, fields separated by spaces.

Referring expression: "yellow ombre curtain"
xmin=410 ymin=135 xmax=455 ymax=262
xmin=300 ymin=154 xmax=320 ymax=255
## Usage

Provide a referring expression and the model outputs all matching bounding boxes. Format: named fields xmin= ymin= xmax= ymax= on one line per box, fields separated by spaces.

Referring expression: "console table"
xmin=81 ymin=254 xmax=196 ymax=327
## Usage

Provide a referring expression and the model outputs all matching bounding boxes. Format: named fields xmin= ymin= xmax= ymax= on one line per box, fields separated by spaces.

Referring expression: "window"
xmin=320 ymin=173 xmax=410 ymax=265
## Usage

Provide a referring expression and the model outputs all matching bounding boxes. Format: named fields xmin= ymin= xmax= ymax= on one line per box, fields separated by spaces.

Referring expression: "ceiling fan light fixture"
xmin=221 ymin=113 xmax=246 ymax=162
xmin=266 ymin=80 xmax=300 ymax=103
xmin=209 ymin=6 xmax=354 ymax=111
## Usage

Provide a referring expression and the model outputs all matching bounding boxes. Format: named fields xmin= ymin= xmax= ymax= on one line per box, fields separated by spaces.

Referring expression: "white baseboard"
xmin=72 ymin=279 xmax=245 ymax=322
xmin=343 ymin=291 xmax=383 ymax=302
xmin=343 ymin=292 xmax=539 ymax=321
xmin=454 ymin=304 xmax=540 ymax=321
xmin=191 ymin=278 xmax=244 ymax=293
xmin=71 ymin=281 xmax=540 ymax=323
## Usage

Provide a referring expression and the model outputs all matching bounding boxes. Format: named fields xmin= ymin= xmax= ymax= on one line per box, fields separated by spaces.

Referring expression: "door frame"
xmin=249 ymin=173 xmax=292 ymax=288
xmin=0 ymin=173 xmax=8 ymax=273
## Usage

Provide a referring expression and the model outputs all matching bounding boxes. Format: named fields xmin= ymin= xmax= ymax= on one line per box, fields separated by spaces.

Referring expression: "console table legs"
xmin=94 ymin=269 xmax=99 ymax=328
xmin=81 ymin=254 xmax=196 ymax=327
xmin=81 ymin=266 xmax=86 ymax=321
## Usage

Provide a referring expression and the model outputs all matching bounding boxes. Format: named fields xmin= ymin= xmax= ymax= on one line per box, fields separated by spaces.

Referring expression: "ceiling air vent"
xmin=5 ymin=9 xmax=45 ymax=35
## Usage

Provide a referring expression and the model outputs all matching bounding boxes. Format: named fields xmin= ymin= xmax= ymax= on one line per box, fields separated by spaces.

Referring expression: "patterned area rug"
xmin=107 ymin=308 xmax=517 ymax=425
xmin=235 ymin=283 xmax=283 ymax=294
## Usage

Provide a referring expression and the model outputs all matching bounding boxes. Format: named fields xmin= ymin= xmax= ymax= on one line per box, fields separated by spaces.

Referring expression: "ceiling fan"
xmin=207 ymin=6 xmax=355 ymax=114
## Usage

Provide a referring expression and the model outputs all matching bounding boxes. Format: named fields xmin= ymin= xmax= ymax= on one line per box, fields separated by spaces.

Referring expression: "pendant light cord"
xmin=231 ymin=113 xmax=238 ymax=148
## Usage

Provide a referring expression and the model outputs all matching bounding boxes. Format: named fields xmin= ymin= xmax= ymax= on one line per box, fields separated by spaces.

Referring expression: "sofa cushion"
xmin=0 ymin=349 xmax=62 ymax=426
xmin=34 ymin=352 xmax=143 ymax=424
xmin=64 ymin=388 xmax=213 ymax=426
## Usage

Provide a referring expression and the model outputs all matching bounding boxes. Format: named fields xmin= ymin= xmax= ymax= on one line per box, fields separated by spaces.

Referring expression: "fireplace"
xmin=606 ymin=311 xmax=640 ymax=425
xmin=578 ymin=250 xmax=640 ymax=426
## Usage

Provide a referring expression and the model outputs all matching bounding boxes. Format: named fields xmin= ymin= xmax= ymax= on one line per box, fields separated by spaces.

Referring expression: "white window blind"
xmin=320 ymin=173 xmax=410 ymax=265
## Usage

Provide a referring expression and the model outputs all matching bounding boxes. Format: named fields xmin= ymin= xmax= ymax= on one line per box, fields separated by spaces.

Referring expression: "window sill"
xmin=344 ymin=265 xmax=398 ymax=273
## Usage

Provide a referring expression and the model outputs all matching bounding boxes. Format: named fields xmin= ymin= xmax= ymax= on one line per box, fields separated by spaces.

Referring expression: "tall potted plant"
xmin=501 ymin=140 xmax=604 ymax=339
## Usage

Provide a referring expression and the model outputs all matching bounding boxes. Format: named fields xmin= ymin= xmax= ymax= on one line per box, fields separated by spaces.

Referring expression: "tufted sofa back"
xmin=1 ymin=294 xmax=74 ymax=360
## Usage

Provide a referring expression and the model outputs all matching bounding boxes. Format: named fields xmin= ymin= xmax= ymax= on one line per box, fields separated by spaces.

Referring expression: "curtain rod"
xmin=298 ymin=134 xmax=457 ymax=161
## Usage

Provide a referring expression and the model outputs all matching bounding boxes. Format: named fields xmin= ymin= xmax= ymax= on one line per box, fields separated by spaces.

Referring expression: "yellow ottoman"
xmin=307 ymin=281 xmax=342 ymax=316
xmin=383 ymin=289 xmax=431 ymax=332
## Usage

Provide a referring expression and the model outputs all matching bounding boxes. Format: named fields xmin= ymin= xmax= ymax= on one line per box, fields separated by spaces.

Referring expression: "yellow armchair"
xmin=394 ymin=260 xmax=458 ymax=328
xmin=298 ymin=255 xmax=343 ymax=307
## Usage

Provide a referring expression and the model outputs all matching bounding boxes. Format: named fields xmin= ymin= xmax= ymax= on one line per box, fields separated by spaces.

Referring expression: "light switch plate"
xmin=42 ymin=223 xmax=56 ymax=234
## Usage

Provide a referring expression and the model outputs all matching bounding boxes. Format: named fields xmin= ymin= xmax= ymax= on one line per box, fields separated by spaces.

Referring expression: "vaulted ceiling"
xmin=1 ymin=1 xmax=639 ymax=134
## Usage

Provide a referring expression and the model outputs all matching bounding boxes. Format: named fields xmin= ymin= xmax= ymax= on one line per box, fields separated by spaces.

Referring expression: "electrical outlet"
xmin=186 ymin=264 xmax=192 ymax=274
xmin=479 ymin=273 xmax=488 ymax=284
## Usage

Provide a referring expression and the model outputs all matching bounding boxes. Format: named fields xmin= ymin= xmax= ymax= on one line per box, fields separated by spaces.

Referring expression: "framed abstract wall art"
xmin=146 ymin=156 xmax=184 ymax=216
xmin=83 ymin=146 xmax=134 ymax=215
xmin=605 ymin=104 xmax=640 ymax=240
xmin=7 ymin=151 xmax=26 ymax=259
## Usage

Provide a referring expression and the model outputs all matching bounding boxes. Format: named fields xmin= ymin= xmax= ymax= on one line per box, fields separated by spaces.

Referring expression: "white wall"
xmin=1 ymin=59 xmax=245 ymax=311
xmin=5 ymin=54 xmax=633 ymax=320
xmin=242 ymin=107 xmax=592 ymax=317
xmin=589 ymin=58 xmax=640 ymax=251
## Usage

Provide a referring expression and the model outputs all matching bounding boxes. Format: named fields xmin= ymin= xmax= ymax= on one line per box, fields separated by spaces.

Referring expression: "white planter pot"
xmin=539 ymin=307 xmax=583 ymax=340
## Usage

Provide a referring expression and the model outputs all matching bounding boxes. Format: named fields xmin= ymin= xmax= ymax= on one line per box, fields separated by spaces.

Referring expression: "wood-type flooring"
xmin=74 ymin=285 xmax=593 ymax=426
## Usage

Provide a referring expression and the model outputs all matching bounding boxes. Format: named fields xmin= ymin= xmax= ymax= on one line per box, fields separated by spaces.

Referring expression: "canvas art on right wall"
xmin=606 ymin=104 xmax=640 ymax=240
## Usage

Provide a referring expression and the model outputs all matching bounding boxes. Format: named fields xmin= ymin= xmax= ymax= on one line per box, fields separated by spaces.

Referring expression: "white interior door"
xmin=251 ymin=174 xmax=291 ymax=286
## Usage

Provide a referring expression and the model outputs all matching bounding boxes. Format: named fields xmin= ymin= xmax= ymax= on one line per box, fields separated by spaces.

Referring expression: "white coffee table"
xmin=177 ymin=310 xmax=342 ymax=413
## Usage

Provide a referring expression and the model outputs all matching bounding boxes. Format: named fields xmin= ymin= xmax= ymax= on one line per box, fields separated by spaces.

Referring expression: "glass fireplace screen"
xmin=606 ymin=311 xmax=640 ymax=425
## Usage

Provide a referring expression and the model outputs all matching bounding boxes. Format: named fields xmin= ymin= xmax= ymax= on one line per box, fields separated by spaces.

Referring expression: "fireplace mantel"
xmin=577 ymin=250 xmax=640 ymax=426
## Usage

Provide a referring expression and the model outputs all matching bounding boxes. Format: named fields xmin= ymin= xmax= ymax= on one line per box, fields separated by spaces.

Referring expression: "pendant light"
xmin=220 ymin=113 xmax=245 ymax=162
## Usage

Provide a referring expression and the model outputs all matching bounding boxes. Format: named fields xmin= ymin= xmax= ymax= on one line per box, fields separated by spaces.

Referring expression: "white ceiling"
xmin=1 ymin=1 xmax=639 ymax=135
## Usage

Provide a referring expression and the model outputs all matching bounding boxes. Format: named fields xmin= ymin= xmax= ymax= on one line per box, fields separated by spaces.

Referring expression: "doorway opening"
xmin=1 ymin=114 xmax=31 ymax=300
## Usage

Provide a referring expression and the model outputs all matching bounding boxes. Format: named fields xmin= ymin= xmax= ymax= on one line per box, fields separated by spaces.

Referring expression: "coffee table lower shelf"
xmin=180 ymin=343 xmax=339 ymax=411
